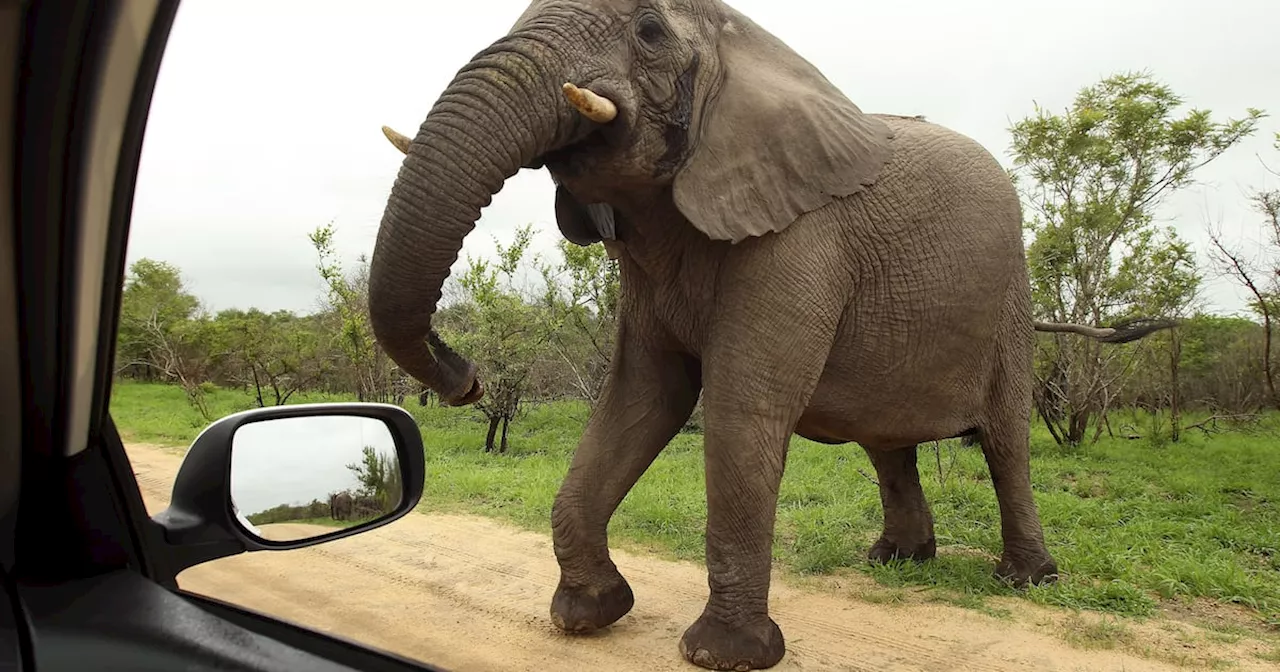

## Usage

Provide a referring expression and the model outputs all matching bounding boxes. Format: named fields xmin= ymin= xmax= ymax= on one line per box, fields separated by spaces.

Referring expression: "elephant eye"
xmin=637 ymin=16 xmax=666 ymax=44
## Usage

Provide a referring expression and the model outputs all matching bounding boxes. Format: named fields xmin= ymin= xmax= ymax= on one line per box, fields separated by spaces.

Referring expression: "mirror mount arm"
xmin=148 ymin=403 xmax=426 ymax=586
xmin=148 ymin=510 xmax=247 ymax=582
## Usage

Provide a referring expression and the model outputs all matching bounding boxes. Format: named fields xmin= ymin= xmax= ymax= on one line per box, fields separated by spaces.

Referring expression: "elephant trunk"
xmin=369 ymin=34 xmax=590 ymax=404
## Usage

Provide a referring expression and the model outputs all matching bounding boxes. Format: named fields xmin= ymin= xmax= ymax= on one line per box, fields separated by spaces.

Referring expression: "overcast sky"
xmin=127 ymin=0 xmax=1280 ymax=318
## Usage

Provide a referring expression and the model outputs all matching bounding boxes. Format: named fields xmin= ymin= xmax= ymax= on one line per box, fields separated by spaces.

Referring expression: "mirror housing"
xmin=149 ymin=403 xmax=424 ymax=580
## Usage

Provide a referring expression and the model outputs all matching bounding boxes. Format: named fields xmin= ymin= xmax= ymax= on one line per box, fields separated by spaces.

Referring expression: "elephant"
xmin=368 ymin=1 xmax=1175 ymax=669
xmin=328 ymin=491 xmax=353 ymax=521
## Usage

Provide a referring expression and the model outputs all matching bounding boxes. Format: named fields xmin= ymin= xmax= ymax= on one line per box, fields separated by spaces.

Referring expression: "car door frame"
xmin=7 ymin=1 xmax=448 ymax=669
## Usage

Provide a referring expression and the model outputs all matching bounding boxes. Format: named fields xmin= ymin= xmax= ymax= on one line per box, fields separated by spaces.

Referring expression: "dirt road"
xmin=125 ymin=442 xmax=1264 ymax=672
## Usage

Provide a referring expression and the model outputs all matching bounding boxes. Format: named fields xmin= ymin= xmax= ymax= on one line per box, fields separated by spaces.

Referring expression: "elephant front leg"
xmin=550 ymin=336 xmax=700 ymax=633
xmin=681 ymin=336 xmax=836 ymax=670
xmin=863 ymin=445 xmax=937 ymax=563
xmin=680 ymin=402 xmax=791 ymax=671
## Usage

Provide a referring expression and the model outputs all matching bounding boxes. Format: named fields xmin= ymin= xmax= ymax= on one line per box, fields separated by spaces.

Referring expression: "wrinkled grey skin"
xmin=368 ymin=1 xmax=1174 ymax=669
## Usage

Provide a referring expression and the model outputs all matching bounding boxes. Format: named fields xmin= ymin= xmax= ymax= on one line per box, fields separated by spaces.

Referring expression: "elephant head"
xmin=369 ymin=0 xmax=893 ymax=405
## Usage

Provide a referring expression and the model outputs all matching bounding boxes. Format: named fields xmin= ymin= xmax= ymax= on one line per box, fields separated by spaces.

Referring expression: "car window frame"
xmin=8 ymin=3 xmax=451 ymax=669
xmin=1 ymin=0 xmax=24 ymax=568
xmin=12 ymin=0 xmax=174 ymax=583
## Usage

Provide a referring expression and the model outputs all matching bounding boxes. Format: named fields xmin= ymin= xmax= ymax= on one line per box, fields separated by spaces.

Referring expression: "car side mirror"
xmin=149 ymin=403 xmax=424 ymax=579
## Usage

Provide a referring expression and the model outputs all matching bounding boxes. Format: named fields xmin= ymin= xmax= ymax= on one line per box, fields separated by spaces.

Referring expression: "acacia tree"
xmin=116 ymin=258 xmax=200 ymax=379
xmin=309 ymin=222 xmax=410 ymax=404
xmin=444 ymin=225 xmax=566 ymax=453
xmin=347 ymin=445 xmax=403 ymax=512
xmin=1009 ymin=71 xmax=1262 ymax=445
xmin=215 ymin=308 xmax=327 ymax=406
xmin=115 ymin=258 xmax=218 ymax=418
xmin=547 ymin=240 xmax=620 ymax=407
xmin=1207 ymin=132 xmax=1280 ymax=411
xmin=1177 ymin=315 xmax=1272 ymax=413
xmin=1128 ymin=243 xmax=1204 ymax=443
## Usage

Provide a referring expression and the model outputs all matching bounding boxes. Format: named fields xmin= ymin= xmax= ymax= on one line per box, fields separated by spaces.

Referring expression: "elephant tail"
xmin=1032 ymin=317 xmax=1178 ymax=344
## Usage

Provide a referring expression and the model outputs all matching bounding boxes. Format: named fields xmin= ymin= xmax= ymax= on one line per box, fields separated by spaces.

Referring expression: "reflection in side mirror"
xmin=229 ymin=415 xmax=403 ymax=544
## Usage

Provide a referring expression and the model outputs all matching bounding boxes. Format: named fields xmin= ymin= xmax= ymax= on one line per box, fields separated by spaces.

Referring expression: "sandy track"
xmin=124 ymin=442 xmax=1252 ymax=672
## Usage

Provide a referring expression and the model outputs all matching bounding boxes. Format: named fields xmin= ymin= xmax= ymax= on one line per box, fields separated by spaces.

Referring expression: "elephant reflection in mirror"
xmin=369 ymin=1 xmax=1174 ymax=669
xmin=329 ymin=491 xmax=353 ymax=521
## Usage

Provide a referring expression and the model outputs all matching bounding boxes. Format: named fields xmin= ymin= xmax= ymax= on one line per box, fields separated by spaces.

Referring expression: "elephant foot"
xmin=679 ymin=613 xmax=785 ymax=671
xmin=994 ymin=552 xmax=1059 ymax=588
xmin=550 ymin=573 xmax=635 ymax=633
xmin=867 ymin=535 xmax=937 ymax=564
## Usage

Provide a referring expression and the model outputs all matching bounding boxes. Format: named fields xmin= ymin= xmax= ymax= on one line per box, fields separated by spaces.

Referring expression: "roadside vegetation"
xmin=113 ymin=380 xmax=1280 ymax=633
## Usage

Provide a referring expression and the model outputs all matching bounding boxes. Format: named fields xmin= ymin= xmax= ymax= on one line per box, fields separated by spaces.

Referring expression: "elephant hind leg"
xmin=862 ymin=445 xmax=937 ymax=564
xmin=975 ymin=356 xmax=1059 ymax=587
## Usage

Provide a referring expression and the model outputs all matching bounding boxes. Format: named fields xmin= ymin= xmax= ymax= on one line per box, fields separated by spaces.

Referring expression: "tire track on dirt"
xmin=124 ymin=442 xmax=1220 ymax=672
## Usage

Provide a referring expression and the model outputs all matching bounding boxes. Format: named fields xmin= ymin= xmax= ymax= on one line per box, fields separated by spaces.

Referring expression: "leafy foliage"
xmin=115 ymin=259 xmax=217 ymax=418
xmin=547 ymin=239 xmax=620 ymax=406
xmin=443 ymin=225 xmax=568 ymax=452
xmin=213 ymin=308 xmax=328 ymax=406
xmin=245 ymin=498 xmax=332 ymax=526
xmin=1207 ymin=133 xmax=1280 ymax=410
xmin=309 ymin=222 xmax=413 ymax=405
xmin=1010 ymin=71 xmax=1264 ymax=445
xmin=116 ymin=258 xmax=201 ymax=376
xmin=347 ymin=444 xmax=404 ymax=510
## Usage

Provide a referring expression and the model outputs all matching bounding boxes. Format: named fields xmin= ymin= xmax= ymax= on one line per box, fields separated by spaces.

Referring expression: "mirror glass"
xmin=229 ymin=414 xmax=404 ymax=543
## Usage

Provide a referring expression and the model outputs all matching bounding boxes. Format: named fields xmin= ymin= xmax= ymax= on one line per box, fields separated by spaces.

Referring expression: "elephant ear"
xmin=554 ymin=181 xmax=616 ymax=247
xmin=672 ymin=12 xmax=894 ymax=243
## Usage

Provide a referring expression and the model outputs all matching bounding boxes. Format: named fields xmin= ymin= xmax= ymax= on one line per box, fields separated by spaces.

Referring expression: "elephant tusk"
xmin=562 ymin=83 xmax=617 ymax=123
xmin=382 ymin=125 xmax=412 ymax=155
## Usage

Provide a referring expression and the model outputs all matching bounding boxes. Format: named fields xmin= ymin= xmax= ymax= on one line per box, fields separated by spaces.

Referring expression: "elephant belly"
xmin=796 ymin=383 xmax=983 ymax=450
xmin=797 ymin=254 xmax=1015 ymax=449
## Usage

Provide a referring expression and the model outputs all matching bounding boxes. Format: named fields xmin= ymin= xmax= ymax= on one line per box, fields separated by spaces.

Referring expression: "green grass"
xmin=109 ymin=381 xmax=354 ymax=445
xmin=111 ymin=381 xmax=1280 ymax=630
